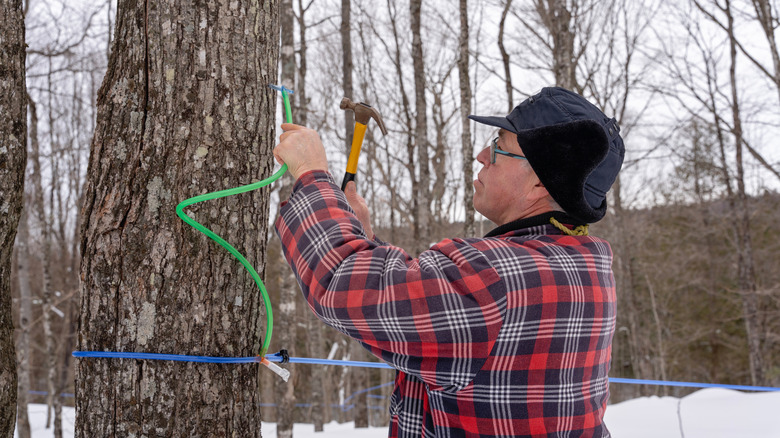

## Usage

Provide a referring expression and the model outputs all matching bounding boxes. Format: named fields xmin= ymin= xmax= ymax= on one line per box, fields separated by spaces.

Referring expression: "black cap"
xmin=469 ymin=87 xmax=625 ymax=223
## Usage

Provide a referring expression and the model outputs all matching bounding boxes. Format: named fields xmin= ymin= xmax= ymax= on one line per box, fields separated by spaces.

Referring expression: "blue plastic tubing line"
xmin=72 ymin=351 xmax=780 ymax=392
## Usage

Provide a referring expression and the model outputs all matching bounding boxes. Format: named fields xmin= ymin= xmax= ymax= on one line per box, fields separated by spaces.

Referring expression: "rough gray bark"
xmin=0 ymin=0 xmax=26 ymax=434
xmin=410 ymin=0 xmax=431 ymax=252
xmin=458 ymin=0 xmax=475 ymax=238
xmin=76 ymin=0 xmax=280 ymax=435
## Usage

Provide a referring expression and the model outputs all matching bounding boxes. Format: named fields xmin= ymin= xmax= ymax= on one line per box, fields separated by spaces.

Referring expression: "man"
xmin=274 ymin=87 xmax=624 ymax=437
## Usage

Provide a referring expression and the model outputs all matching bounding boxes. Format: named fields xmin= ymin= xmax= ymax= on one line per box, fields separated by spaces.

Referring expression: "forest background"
xmin=2 ymin=0 xmax=780 ymax=436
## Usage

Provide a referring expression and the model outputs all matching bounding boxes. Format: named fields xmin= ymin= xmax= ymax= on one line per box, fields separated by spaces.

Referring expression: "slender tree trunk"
xmin=534 ymin=0 xmax=578 ymax=90
xmin=749 ymin=0 xmax=780 ymax=106
xmin=0 ymin=0 xmax=26 ymax=434
xmin=611 ymin=175 xmax=652 ymax=397
xmin=296 ymin=0 xmax=309 ymax=127
xmin=44 ymin=62 xmax=63 ymax=437
xmin=295 ymin=1 xmax=326 ymax=430
xmin=458 ymin=0 xmax=475 ymax=237
xmin=726 ymin=0 xmax=764 ymax=386
xmin=498 ymin=0 xmax=513 ymax=112
xmin=410 ymin=0 xmax=431 ymax=252
xmin=339 ymin=0 xmax=368 ymax=427
xmin=75 ymin=0 xmax=279 ymax=435
xmin=15 ymin=206 xmax=32 ymax=438
xmin=387 ymin=0 xmax=415 ymax=245
xmin=27 ymin=92 xmax=60 ymax=433
xmin=341 ymin=0 xmax=355 ymax=156
xmin=276 ymin=1 xmax=297 ymax=437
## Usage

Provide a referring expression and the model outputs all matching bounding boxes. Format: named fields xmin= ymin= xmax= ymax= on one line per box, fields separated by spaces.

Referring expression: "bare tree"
xmin=293 ymin=0 xmax=331 ymax=431
xmin=458 ymin=0 xmax=475 ymax=237
xmin=276 ymin=1 xmax=298 ymax=437
xmin=410 ymin=0 xmax=432 ymax=253
xmin=497 ymin=0 xmax=514 ymax=112
xmin=27 ymin=90 xmax=62 ymax=436
xmin=0 ymin=0 xmax=26 ymax=435
xmin=76 ymin=0 xmax=280 ymax=435
xmin=14 ymin=205 xmax=32 ymax=438
xmin=723 ymin=0 xmax=764 ymax=387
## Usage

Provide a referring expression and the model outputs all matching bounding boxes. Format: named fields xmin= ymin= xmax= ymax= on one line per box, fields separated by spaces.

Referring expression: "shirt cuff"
xmin=279 ymin=170 xmax=334 ymax=207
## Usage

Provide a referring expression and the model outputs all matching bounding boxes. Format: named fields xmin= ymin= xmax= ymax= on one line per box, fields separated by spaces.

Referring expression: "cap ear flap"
xmin=516 ymin=120 xmax=610 ymax=223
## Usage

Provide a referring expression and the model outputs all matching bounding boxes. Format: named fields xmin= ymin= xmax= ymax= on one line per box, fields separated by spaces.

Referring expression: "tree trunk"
xmin=295 ymin=1 xmax=326 ymax=430
xmin=458 ymin=0 xmax=475 ymax=237
xmin=276 ymin=1 xmax=297 ymax=437
xmin=15 ymin=206 xmax=32 ymax=438
xmin=0 ymin=0 xmax=26 ymax=435
xmin=410 ymin=0 xmax=431 ymax=252
xmin=341 ymin=0 xmax=354 ymax=157
xmin=76 ymin=0 xmax=279 ymax=435
xmin=749 ymin=0 xmax=780 ymax=106
xmin=498 ymin=0 xmax=514 ymax=112
xmin=308 ymin=313 xmax=326 ymax=430
xmin=339 ymin=0 xmax=369 ymax=428
xmin=29 ymin=88 xmax=60 ymax=434
xmin=535 ymin=0 xmax=578 ymax=90
xmin=726 ymin=0 xmax=764 ymax=386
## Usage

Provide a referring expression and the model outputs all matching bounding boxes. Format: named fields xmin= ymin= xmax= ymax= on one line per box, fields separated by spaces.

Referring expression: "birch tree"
xmin=14 ymin=205 xmax=32 ymax=438
xmin=76 ymin=0 xmax=280 ymax=435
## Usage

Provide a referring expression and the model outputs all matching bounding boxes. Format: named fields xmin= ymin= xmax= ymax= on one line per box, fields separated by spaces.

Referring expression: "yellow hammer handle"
xmin=346 ymin=122 xmax=368 ymax=174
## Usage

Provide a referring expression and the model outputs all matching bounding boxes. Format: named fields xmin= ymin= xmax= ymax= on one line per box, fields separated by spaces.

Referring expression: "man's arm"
xmin=274 ymin=171 xmax=507 ymax=392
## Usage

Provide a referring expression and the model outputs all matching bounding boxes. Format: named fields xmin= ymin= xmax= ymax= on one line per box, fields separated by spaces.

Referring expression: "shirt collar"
xmin=484 ymin=211 xmax=584 ymax=238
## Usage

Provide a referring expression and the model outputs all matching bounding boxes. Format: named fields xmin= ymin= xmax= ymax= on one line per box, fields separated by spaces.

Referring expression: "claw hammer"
xmin=340 ymin=98 xmax=388 ymax=191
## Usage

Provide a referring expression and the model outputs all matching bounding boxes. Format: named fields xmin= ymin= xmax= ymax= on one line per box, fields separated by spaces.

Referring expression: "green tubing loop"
xmin=176 ymin=87 xmax=292 ymax=358
xmin=176 ymin=164 xmax=287 ymax=358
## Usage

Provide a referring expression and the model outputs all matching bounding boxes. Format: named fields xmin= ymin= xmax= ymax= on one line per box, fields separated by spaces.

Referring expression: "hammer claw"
xmin=339 ymin=97 xmax=388 ymax=191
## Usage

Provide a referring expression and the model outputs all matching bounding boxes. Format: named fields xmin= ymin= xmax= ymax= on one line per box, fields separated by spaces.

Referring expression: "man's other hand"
xmin=345 ymin=181 xmax=375 ymax=239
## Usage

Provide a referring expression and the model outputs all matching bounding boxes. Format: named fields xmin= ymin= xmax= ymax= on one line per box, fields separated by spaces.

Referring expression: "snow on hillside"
xmin=16 ymin=387 xmax=780 ymax=437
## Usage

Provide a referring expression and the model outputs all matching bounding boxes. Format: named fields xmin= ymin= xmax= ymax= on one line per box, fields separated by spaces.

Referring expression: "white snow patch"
xmin=16 ymin=388 xmax=780 ymax=437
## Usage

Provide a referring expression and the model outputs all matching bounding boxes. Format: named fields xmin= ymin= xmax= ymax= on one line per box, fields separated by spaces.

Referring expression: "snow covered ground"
xmin=16 ymin=387 xmax=780 ymax=437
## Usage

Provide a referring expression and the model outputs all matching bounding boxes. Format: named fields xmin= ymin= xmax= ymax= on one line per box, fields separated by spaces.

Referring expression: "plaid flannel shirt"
xmin=275 ymin=171 xmax=616 ymax=438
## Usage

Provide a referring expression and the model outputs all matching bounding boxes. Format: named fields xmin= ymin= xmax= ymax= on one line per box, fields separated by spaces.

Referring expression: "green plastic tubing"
xmin=176 ymin=87 xmax=292 ymax=358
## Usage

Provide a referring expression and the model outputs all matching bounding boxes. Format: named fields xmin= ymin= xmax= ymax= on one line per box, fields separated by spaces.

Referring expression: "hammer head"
xmin=340 ymin=97 xmax=388 ymax=135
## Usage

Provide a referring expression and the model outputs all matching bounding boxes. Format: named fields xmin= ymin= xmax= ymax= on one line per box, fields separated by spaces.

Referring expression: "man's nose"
xmin=476 ymin=146 xmax=490 ymax=165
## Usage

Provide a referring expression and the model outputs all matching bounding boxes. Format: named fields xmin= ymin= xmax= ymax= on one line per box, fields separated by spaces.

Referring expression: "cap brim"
xmin=468 ymin=115 xmax=517 ymax=133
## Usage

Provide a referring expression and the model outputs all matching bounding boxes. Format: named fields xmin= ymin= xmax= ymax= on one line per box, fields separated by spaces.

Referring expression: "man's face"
xmin=473 ymin=129 xmax=546 ymax=225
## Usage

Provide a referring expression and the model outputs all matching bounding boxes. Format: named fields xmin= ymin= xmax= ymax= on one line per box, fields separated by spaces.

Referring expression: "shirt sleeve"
xmin=274 ymin=171 xmax=507 ymax=392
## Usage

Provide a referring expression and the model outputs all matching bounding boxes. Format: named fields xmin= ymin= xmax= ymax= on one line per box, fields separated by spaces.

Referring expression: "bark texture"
xmin=76 ymin=0 xmax=279 ymax=435
xmin=0 ymin=0 xmax=26 ymax=435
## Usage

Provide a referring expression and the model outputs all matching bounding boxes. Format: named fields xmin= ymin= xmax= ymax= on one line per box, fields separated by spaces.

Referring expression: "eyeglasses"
xmin=490 ymin=136 xmax=527 ymax=164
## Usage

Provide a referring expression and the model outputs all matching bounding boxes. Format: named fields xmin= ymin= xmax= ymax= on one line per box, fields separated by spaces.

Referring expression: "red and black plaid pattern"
xmin=275 ymin=172 xmax=616 ymax=438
